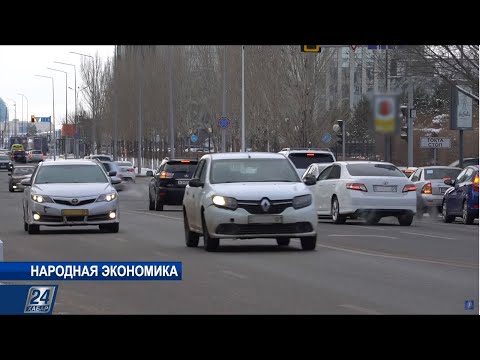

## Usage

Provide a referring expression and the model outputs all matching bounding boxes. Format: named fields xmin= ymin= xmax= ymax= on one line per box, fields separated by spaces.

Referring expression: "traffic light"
xmin=400 ymin=106 xmax=408 ymax=141
xmin=31 ymin=115 xmax=35 ymax=123
xmin=336 ymin=120 xmax=344 ymax=146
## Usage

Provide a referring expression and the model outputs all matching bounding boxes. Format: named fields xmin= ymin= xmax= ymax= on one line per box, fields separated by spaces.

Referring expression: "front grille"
xmin=37 ymin=213 xmax=112 ymax=222
xmin=237 ymin=199 xmax=293 ymax=214
xmin=66 ymin=216 xmax=86 ymax=222
xmin=53 ymin=198 xmax=96 ymax=206
xmin=38 ymin=215 xmax=62 ymax=222
xmin=215 ymin=222 xmax=313 ymax=235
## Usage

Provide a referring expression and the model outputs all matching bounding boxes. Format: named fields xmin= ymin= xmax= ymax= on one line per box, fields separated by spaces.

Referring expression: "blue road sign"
xmin=191 ymin=134 xmax=198 ymax=143
xmin=321 ymin=132 xmax=332 ymax=143
xmin=218 ymin=117 xmax=230 ymax=129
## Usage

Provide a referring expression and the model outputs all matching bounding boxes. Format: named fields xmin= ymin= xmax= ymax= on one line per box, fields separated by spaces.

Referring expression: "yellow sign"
xmin=302 ymin=45 xmax=321 ymax=53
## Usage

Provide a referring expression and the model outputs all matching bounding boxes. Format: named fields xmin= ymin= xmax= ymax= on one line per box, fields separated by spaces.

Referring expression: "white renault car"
xmin=182 ymin=152 xmax=318 ymax=251
xmin=310 ymin=161 xmax=417 ymax=225
xmin=22 ymin=159 xmax=121 ymax=234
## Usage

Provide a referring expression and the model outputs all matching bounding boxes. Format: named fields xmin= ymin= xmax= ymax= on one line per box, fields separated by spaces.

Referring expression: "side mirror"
xmin=189 ymin=178 xmax=204 ymax=188
xmin=111 ymin=177 xmax=122 ymax=185
xmin=146 ymin=170 xmax=153 ymax=177
xmin=20 ymin=178 xmax=31 ymax=186
xmin=303 ymin=174 xmax=317 ymax=186
xmin=444 ymin=179 xmax=454 ymax=186
xmin=108 ymin=170 xmax=117 ymax=177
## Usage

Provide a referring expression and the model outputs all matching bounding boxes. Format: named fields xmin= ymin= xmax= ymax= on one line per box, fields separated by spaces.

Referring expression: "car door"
xmin=185 ymin=159 xmax=206 ymax=230
xmin=313 ymin=165 xmax=333 ymax=214
xmin=447 ymin=168 xmax=468 ymax=213
xmin=323 ymin=164 xmax=341 ymax=210
xmin=457 ymin=167 xmax=475 ymax=210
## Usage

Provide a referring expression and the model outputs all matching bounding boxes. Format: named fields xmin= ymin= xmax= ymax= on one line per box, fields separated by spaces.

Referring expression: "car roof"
xmin=207 ymin=152 xmax=288 ymax=160
xmin=164 ymin=158 xmax=199 ymax=162
xmin=417 ymin=166 xmax=462 ymax=170
xmin=334 ymin=161 xmax=395 ymax=166
xmin=279 ymin=148 xmax=333 ymax=154
xmin=41 ymin=159 xmax=100 ymax=166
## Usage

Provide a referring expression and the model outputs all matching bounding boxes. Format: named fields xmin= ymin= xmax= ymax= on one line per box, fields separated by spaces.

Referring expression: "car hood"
xmin=210 ymin=182 xmax=310 ymax=200
xmin=32 ymin=183 xmax=115 ymax=197
xmin=12 ymin=174 xmax=32 ymax=180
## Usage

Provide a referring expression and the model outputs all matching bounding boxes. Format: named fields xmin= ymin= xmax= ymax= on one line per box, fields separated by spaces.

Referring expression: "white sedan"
xmin=183 ymin=152 xmax=318 ymax=251
xmin=307 ymin=161 xmax=417 ymax=225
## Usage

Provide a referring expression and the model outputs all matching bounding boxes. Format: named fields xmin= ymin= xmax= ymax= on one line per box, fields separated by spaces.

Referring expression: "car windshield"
xmin=13 ymin=167 xmax=35 ymax=175
xmin=117 ymin=162 xmax=133 ymax=167
xmin=34 ymin=165 xmax=108 ymax=184
xmin=424 ymin=168 xmax=462 ymax=180
xmin=210 ymin=158 xmax=300 ymax=184
xmin=288 ymin=153 xmax=334 ymax=169
xmin=164 ymin=161 xmax=197 ymax=175
xmin=0 ymin=155 xmax=9 ymax=160
xmin=347 ymin=163 xmax=405 ymax=177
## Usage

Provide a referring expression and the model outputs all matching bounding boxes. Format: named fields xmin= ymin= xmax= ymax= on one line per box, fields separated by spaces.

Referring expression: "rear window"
xmin=424 ymin=168 xmax=462 ymax=180
xmin=347 ymin=163 xmax=405 ymax=177
xmin=31 ymin=150 xmax=42 ymax=154
xmin=288 ymin=153 xmax=334 ymax=169
xmin=164 ymin=161 xmax=198 ymax=175
xmin=117 ymin=162 xmax=133 ymax=167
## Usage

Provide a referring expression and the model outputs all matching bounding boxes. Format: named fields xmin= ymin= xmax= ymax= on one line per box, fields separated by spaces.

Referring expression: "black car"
xmin=0 ymin=154 xmax=13 ymax=170
xmin=11 ymin=150 xmax=27 ymax=163
xmin=149 ymin=158 xmax=198 ymax=211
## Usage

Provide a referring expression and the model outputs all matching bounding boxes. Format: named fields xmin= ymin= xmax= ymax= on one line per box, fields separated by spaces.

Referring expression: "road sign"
xmin=321 ymin=132 xmax=332 ymax=143
xmin=218 ymin=116 xmax=230 ymax=129
xmin=191 ymin=134 xmax=198 ymax=143
xmin=373 ymin=94 xmax=399 ymax=134
xmin=420 ymin=137 xmax=451 ymax=149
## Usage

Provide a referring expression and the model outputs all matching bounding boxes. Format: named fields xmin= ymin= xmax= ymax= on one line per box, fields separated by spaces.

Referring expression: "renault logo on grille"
xmin=71 ymin=198 xmax=79 ymax=204
xmin=260 ymin=198 xmax=271 ymax=212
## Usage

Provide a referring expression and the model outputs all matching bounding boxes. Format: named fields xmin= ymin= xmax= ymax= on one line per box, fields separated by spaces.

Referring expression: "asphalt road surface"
xmin=0 ymin=170 xmax=478 ymax=314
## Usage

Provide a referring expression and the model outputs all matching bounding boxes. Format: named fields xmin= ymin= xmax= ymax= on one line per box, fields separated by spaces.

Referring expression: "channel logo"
xmin=24 ymin=286 xmax=57 ymax=314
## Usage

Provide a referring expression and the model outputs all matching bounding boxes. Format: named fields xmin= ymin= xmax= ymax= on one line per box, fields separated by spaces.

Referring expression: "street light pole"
xmin=18 ymin=93 xmax=28 ymax=135
xmin=6 ymin=98 xmax=17 ymax=137
xmin=35 ymin=75 xmax=56 ymax=160
xmin=70 ymin=52 xmax=95 ymax=154
xmin=47 ymin=68 xmax=68 ymax=155
xmin=241 ymin=45 xmax=245 ymax=152
xmin=54 ymin=61 xmax=77 ymax=157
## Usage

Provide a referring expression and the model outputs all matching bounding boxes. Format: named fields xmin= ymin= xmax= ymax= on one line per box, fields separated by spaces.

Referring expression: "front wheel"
xmin=442 ymin=201 xmax=455 ymax=223
xmin=398 ymin=214 xmax=414 ymax=226
xmin=300 ymin=236 xmax=316 ymax=250
xmin=148 ymin=194 xmax=155 ymax=210
xmin=184 ymin=210 xmax=199 ymax=247
xmin=202 ymin=213 xmax=219 ymax=252
xmin=155 ymin=195 xmax=164 ymax=211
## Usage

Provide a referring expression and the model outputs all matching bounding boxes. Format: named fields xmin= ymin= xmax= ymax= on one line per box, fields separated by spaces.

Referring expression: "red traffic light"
xmin=31 ymin=115 xmax=35 ymax=123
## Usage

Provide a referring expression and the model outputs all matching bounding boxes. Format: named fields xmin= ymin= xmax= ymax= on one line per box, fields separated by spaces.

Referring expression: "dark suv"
xmin=11 ymin=150 xmax=27 ymax=163
xmin=149 ymin=158 xmax=198 ymax=211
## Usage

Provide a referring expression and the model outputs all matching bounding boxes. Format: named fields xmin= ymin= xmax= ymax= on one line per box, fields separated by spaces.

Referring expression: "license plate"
xmin=440 ymin=187 xmax=448 ymax=194
xmin=62 ymin=209 xmax=88 ymax=216
xmin=248 ymin=215 xmax=283 ymax=224
xmin=177 ymin=180 xmax=190 ymax=185
xmin=373 ymin=185 xmax=397 ymax=192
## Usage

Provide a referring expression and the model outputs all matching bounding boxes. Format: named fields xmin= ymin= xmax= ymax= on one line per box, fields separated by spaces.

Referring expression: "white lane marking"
xmin=400 ymin=232 xmax=455 ymax=240
xmin=316 ymin=243 xmax=478 ymax=269
xmin=153 ymin=250 xmax=171 ymax=258
xmin=358 ymin=226 xmax=387 ymax=231
xmin=124 ymin=209 xmax=182 ymax=222
xmin=114 ymin=237 xmax=128 ymax=242
xmin=222 ymin=270 xmax=247 ymax=279
xmin=339 ymin=304 xmax=382 ymax=315
xmin=328 ymin=234 xmax=398 ymax=239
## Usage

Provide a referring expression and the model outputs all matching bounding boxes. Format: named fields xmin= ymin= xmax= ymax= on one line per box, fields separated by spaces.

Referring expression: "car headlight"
xmin=212 ymin=195 xmax=238 ymax=210
xmin=96 ymin=192 xmax=117 ymax=202
xmin=292 ymin=194 xmax=312 ymax=209
xmin=31 ymin=194 xmax=54 ymax=203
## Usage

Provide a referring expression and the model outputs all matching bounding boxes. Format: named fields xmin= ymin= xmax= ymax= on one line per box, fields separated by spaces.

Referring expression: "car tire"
xmin=331 ymin=197 xmax=346 ymax=224
xmin=202 ymin=213 xmax=219 ymax=252
xmin=24 ymin=222 xmax=28 ymax=231
xmin=442 ymin=200 xmax=455 ymax=223
xmin=148 ymin=194 xmax=155 ymax=210
xmin=300 ymin=236 xmax=316 ymax=250
xmin=184 ymin=210 xmax=200 ymax=247
xmin=398 ymin=214 xmax=414 ymax=226
xmin=28 ymin=224 xmax=40 ymax=234
xmin=462 ymin=201 xmax=475 ymax=225
xmin=9 ymin=186 xmax=14 ymax=192
xmin=155 ymin=194 xmax=164 ymax=211
xmin=276 ymin=237 xmax=290 ymax=246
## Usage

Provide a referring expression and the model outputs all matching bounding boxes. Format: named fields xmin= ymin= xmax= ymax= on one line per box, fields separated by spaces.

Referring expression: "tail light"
xmin=473 ymin=174 xmax=479 ymax=191
xmin=346 ymin=183 xmax=367 ymax=192
xmin=421 ymin=182 xmax=432 ymax=194
xmin=127 ymin=168 xmax=134 ymax=172
xmin=160 ymin=171 xmax=173 ymax=179
xmin=28 ymin=154 xmax=33 ymax=158
xmin=181 ymin=160 xmax=191 ymax=163
xmin=306 ymin=153 xmax=315 ymax=157
xmin=403 ymin=184 xmax=416 ymax=193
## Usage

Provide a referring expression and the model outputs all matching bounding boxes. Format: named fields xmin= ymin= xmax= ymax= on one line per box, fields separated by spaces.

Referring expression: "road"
xmin=0 ymin=170 xmax=478 ymax=314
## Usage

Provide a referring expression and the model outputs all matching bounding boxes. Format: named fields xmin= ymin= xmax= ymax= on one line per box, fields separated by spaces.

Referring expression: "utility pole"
xmin=222 ymin=46 xmax=227 ymax=152
xmin=407 ymin=76 xmax=414 ymax=167
xmin=113 ymin=46 xmax=118 ymax=161
xmin=137 ymin=47 xmax=143 ymax=174
xmin=384 ymin=49 xmax=391 ymax=162
xmin=168 ymin=46 xmax=175 ymax=159
xmin=241 ymin=45 xmax=245 ymax=152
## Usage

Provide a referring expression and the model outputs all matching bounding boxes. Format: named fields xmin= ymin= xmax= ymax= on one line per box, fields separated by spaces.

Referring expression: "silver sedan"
xmin=22 ymin=159 xmax=121 ymax=234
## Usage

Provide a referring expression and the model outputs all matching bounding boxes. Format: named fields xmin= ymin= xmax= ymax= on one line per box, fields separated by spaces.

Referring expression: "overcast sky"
xmin=0 ymin=46 xmax=115 ymax=128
